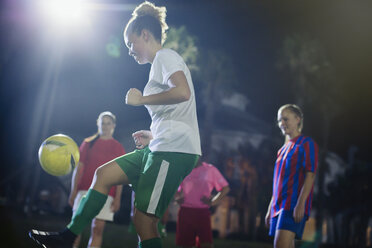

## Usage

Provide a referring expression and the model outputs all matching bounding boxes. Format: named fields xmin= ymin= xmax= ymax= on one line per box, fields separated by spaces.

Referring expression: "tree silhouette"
xmin=164 ymin=25 xmax=199 ymax=72
xmin=198 ymin=50 xmax=238 ymax=159
xmin=164 ymin=26 xmax=238 ymax=159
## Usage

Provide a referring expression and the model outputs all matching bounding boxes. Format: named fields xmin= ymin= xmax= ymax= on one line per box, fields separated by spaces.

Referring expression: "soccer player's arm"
xmin=265 ymin=197 xmax=273 ymax=228
xmin=293 ymin=140 xmax=319 ymax=222
xmin=126 ymin=71 xmax=191 ymax=106
xmin=132 ymin=130 xmax=153 ymax=149
xmin=209 ymin=185 xmax=230 ymax=207
xmin=174 ymin=184 xmax=184 ymax=205
xmin=69 ymin=161 xmax=84 ymax=207
xmin=294 ymin=172 xmax=315 ymax=222
xmin=207 ymin=167 xmax=230 ymax=207
xmin=69 ymin=141 xmax=88 ymax=207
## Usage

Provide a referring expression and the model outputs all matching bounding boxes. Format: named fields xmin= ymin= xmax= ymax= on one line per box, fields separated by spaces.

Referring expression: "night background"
xmin=1 ymin=0 xmax=372 ymax=247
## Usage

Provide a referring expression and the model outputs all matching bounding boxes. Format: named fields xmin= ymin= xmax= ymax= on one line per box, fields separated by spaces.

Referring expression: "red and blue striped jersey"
xmin=271 ymin=135 xmax=318 ymax=218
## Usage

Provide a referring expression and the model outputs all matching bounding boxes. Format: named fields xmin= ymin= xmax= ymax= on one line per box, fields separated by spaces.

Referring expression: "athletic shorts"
xmin=128 ymin=220 xmax=167 ymax=238
xmin=115 ymin=146 xmax=199 ymax=218
xmin=269 ymin=210 xmax=308 ymax=239
xmin=73 ymin=190 xmax=114 ymax=221
xmin=176 ymin=207 xmax=213 ymax=246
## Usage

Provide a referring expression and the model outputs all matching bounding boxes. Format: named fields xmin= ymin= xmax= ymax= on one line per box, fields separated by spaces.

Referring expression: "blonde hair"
xmin=278 ymin=104 xmax=304 ymax=132
xmin=85 ymin=111 xmax=116 ymax=145
xmin=124 ymin=1 xmax=168 ymax=45
xmin=97 ymin=111 xmax=116 ymax=125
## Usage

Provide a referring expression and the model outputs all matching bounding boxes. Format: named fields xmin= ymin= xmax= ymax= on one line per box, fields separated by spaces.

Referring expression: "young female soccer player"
xmin=69 ymin=111 xmax=125 ymax=248
xmin=29 ymin=2 xmax=201 ymax=248
xmin=175 ymin=160 xmax=230 ymax=248
xmin=265 ymin=104 xmax=318 ymax=248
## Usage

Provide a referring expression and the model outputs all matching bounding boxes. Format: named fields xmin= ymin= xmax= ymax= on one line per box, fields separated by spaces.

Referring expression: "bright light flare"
xmin=38 ymin=0 xmax=87 ymax=27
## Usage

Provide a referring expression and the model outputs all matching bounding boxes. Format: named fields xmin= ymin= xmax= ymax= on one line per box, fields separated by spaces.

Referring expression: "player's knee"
xmin=93 ymin=165 xmax=112 ymax=186
xmin=94 ymin=165 xmax=106 ymax=179
xmin=274 ymin=236 xmax=291 ymax=248
xmin=133 ymin=210 xmax=154 ymax=224
xmin=274 ymin=239 xmax=285 ymax=248
xmin=133 ymin=210 xmax=158 ymax=231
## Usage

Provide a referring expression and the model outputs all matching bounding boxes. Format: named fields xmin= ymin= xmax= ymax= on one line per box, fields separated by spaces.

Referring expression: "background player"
xmin=69 ymin=111 xmax=125 ymax=248
xmin=265 ymin=104 xmax=318 ymax=248
xmin=175 ymin=160 xmax=230 ymax=248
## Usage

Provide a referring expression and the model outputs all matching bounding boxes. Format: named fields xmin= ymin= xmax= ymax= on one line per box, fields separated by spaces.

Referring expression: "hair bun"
xmin=126 ymin=1 xmax=168 ymax=44
xmin=133 ymin=1 xmax=166 ymax=21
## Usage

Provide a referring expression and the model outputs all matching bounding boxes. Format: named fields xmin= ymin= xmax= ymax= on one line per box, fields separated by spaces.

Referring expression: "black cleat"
xmin=28 ymin=229 xmax=75 ymax=248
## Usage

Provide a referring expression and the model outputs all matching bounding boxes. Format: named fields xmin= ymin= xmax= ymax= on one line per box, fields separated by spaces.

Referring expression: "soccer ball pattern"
xmin=38 ymin=134 xmax=80 ymax=176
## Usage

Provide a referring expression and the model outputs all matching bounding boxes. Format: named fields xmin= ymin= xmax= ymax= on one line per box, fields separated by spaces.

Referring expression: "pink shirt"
xmin=179 ymin=162 xmax=229 ymax=208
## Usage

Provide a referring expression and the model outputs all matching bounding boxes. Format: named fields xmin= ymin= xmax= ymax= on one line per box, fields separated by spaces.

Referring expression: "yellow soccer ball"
xmin=38 ymin=134 xmax=80 ymax=176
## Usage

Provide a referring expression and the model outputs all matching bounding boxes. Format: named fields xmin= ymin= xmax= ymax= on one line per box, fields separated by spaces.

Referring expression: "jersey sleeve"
xmin=211 ymin=165 xmax=229 ymax=192
xmin=158 ymin=50 xmax=184 ymax=86
xmin=302 ymin=138 xmax=318 ymax=173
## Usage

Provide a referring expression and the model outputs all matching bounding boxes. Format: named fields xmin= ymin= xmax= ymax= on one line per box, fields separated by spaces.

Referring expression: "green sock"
xmin=140 ymin=238 xmax=162 ymax=248
xmin=67 ymin=189 xmax=107 ymax=235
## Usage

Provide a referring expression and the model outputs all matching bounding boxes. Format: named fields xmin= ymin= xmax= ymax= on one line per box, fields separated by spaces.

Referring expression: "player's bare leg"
xmin=88 ymin=218 xmax=106 ymax=247
xmin=73 ymin=234 xmax=81 ymax=248
xmin=90 ymin=160 xmax=130 ymax=193
xmin=29 ymin=161 xmax=129 ymax=247
xmin=133 ymin=208 xmax=160 ymax=241
xmin=274 ymin=229 xmax=295 ymax=248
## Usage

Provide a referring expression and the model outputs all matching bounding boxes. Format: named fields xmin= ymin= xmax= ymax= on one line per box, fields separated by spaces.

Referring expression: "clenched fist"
xmin=125 ymin=88 xmax=143 ymax=106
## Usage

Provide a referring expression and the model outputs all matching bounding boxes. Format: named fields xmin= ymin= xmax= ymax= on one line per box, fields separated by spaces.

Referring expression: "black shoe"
xmin=28 ymin=229 xmax=75 ymax=248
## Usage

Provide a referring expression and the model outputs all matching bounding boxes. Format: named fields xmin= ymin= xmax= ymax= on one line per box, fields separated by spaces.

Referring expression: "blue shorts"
xmin=269 ymin=210 xmax=308 ymax=239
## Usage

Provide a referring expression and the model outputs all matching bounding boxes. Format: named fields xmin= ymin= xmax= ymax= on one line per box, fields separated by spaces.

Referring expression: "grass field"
xmin=2 ymin=205 xmax=274 ymax=248
xmin=80 ymin=222 xmax=274 ymax=248
xmin=0 ymin=205 xmax=353 ymax=248
xmin=2 ymin=205 xmax=330 ymax=248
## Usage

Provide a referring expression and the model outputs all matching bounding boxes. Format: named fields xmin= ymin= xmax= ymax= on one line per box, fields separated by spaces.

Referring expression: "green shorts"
xmin=115 ymin=147 xmax=199 ymax=218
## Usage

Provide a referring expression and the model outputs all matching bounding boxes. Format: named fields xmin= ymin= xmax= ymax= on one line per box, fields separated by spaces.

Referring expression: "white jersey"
xmin=143 ymin=48 xmax=201 ymax=155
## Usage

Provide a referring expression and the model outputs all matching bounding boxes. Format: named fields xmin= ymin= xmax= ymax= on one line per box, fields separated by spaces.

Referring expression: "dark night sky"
xmin=1 ymin=0 xmax=372 ymax=182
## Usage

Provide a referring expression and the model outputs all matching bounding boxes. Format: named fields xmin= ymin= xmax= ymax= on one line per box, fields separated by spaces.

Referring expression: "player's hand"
xmin=175 ymin=197 xmax=184 ymax=204
xmin=265 ymin=210 xmax=271 ymax=228
xmin=111 ymin=199 xmax=121 ymax=212
xmin=200 ymin=196 xmax=212 ymax=206
xmin=293 ymin=202 xmax=305 ymax=223
xmin=174 ymin=192 xmax=184 ymax=204
xmin=132 ymin=130 xmax=153 ymax=149
xmin=125 ymin=88 xmax=144 ymax=106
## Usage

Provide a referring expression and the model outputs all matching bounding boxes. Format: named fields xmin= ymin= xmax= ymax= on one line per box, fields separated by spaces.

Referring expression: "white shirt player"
xmin=143 ymin=48 xmax=201 ymax=155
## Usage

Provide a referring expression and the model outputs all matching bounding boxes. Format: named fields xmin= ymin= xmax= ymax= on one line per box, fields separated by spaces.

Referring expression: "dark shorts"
xmin=269 ymin=210 xmax=308 ymax=239
xmin=176 ymin=207 xmax=213 ymax=246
